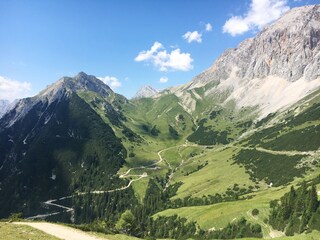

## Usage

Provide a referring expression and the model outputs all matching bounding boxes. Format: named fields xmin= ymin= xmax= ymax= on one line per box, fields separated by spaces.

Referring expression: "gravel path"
xmin=14 ymin=222 xmax=106 ymax=240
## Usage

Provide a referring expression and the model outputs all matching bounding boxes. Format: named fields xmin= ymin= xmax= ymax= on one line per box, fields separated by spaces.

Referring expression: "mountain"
xmin=0 ymin=72 xmax=130 ymax=218
xmin=133 ymin=85 xmax=159 ymax=99
xmin=170 ymin=5 xmax=320 ymax=118
xmin=1 ymin=5 xmax=320 ymax=240
xmin=0 ymin=100 xmax=10 ymax=118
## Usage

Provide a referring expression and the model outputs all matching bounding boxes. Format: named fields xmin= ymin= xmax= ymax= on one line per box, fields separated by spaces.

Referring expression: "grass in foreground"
xmin=1 ymin=222 xmax=142 ymax=240
xmin=91 ymin=231 xmax=142 ymax=240
xmin=0 ymin=222 xmax=60 ymax=240
xmin=238 ymin=230 xmax=320 ymax=239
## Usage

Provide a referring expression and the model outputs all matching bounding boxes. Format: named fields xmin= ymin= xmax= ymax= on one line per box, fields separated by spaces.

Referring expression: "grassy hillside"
xmin=1 ymin=74 xmax=319 ymax=239
xmin=237 ymin=231 xmax=320 ymax=240
xmin=0 ymin=222 xmax=142 ymax=240
xmin=147 ymin=90 xmax=320 ymax=238
xmin=170 ymin=146 xmax=262 ymax=199
xmin=0 ymin=222 xmax=60 ymax=240
xmin=69 ymin=87 xmax=320 ymax=239
xmin=242 ymin=91 xmax=320 ymax=152
xmin=155 ymin=164 xmax=320 ymax=236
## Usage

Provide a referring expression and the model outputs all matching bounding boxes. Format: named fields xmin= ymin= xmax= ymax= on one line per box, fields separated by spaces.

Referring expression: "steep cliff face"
xmin=174 ymin=5 xmax=320 ymax=117
xmin=193 ymin=5 xmax=320 ymax=86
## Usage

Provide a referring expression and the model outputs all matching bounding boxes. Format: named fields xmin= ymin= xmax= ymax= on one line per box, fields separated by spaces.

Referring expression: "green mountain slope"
xmin=0 ymin=63 xmax=318 ymax=239
xmin=0 ymin=90 xmax=127 ymax=218
xmin=153 ymin=88 xmax=320 ymax=238
xmin=0 ymin=5 xmax=319 ymax=240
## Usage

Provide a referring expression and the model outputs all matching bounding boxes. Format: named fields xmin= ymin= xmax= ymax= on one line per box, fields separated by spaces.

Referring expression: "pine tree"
xmin=288 ymin=186 xmax=296 ymax=209
xmin=299 ymin=211 xmax=308 ymax=233
xmin=285 ymin=215 xmax=296 ymax=236
xmin=309 ymin=208 xmax=320 ymax=231
xmin=307 ymin=184 xmax=319 ymax=215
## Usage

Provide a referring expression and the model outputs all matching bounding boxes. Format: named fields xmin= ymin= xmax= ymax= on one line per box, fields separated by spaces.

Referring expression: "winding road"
xmin=27 ymin=143 xmax=319 ymax=220
xmin=27 ymin=172 xmax=149 ymax=220
xmin=27 ymin=145 xmax=176 ymax=220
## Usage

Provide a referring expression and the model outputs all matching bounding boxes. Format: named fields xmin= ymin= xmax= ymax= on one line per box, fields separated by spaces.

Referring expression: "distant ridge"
xmin=133 ymin=85 xmax=159 ymax=99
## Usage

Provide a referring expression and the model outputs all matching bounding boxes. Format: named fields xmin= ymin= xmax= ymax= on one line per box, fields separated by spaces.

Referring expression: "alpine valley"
xmin=1 ymin=5 xmax=320 ymax=240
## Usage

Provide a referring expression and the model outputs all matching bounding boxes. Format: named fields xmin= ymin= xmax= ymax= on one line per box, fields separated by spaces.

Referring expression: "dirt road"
xmin=14 ymin=222 xmax=106 ymax=240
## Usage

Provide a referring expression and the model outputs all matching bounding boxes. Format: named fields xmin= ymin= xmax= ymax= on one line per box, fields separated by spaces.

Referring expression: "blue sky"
xmin=0 ymin=0 xmax=318 ymax=100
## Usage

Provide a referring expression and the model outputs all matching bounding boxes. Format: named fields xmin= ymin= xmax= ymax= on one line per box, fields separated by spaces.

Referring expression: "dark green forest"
xmin=269 ymin=178 xmax=320 ymax=235
xmin=72 ymin=177 xmax=262 ymax=239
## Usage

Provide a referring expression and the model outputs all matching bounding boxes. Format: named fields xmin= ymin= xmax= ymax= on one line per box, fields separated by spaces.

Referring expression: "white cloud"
xmin=159 ymin=77 xmax=168 ymax=83
xmin=223 ymin=16 xmax=250 ymax=36
xmin=0 ymin=76 xmax=32 ymax=101
xmin=223 ymin=0 xmax=290 ymax=36
xmin=205 ymin=23 xmax=213 ymax=32
xmin=135 ymin=42 xmax=193 ymax=72
xmin=134 ymin=41 xmax=163 ymax=62
xmin=98 ymin=76 xmax=122 ymax=90
xmin=182 ymin=31 xmax=202 ymax=43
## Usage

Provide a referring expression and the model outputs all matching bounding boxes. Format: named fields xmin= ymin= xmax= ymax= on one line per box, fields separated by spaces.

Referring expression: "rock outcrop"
xmin=175 ymin=5 xmax=320 ymax=117
xmin=191 ymin=5 xmax=320 ymax=87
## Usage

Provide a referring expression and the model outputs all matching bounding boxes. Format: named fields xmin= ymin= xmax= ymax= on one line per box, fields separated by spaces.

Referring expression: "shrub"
xmin=8 ymin=212 xmax=23 ymax=222
xmin=252 ymin=208 xmax=260 ymax=216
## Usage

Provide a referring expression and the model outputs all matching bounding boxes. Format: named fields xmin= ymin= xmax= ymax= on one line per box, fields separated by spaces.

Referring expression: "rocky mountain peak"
xmin=133 ymin=85 xmax=159 ymax=99
xmin=265 ymin=5 xmax=320 ymax=36
xmin=2 ymin=72 xmax=115 ymax=128
xmin=172 ymin=5 xmax=320 ymax=118
xmin=189 ymin=4 xmax=320 ymax=89
xmin=38 ymin=72 xmax=113 ymax=102
xmin=74 ymin=71 xmax=89 ymax=79
xmin=64 ymin=72 xmax=107 ymax=90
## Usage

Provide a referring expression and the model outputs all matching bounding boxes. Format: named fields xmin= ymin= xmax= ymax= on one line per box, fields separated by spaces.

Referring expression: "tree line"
xmin=72 ymin=176 xmax=262 ymax=239
xmin=269 ymin=177 xmax=320 ymax=235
